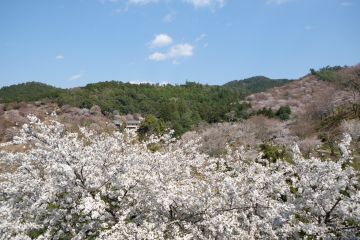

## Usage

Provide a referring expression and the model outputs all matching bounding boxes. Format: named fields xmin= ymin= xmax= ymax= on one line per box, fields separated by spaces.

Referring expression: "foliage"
xmin=0 ymin=115 xmax=359 ymax=239
xmin=259 ymin=143 xmax=290 ymax=163
xmin=310 ymin=65 xmax=345 ymax=82
xmin=137 ymin=114 xmax=166 ymax=138
xmin=275 ymin=105 xmax=291 ymax=121
xmin=255 ymin=105 xmax=292 ymax=121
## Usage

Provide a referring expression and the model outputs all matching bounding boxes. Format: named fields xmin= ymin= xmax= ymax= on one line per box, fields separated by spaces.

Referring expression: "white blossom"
xmin=0 ymin=115 xmax=358 ymax=239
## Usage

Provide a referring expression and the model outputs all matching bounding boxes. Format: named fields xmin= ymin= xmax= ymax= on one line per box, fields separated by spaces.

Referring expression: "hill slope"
xmin=0 ymin=82 xmax=60 ymax=103
xmin=223 ymin=76 xmax=294 ymax=94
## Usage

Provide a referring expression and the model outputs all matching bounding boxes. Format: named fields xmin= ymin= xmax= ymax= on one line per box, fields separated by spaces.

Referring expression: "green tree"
xmin=137 ymin=114 xmax=165 ymax=137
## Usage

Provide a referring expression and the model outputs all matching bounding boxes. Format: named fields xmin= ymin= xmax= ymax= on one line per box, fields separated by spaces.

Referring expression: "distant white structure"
xmin=126 ymin=121 xmax=141 ymax=129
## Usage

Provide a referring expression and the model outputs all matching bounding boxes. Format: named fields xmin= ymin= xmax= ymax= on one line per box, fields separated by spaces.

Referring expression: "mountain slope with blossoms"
xmin=0 ymin=115 xmax=359 ymax=239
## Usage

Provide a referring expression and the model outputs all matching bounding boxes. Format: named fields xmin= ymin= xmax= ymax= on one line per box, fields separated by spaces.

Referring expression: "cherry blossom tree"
xmin=0 ymin=115 xmax=359 ymax=239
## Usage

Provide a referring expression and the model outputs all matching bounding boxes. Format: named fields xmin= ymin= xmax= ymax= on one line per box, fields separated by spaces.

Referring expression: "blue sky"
xmin=0 ymin=0 xmax=359 ymax=89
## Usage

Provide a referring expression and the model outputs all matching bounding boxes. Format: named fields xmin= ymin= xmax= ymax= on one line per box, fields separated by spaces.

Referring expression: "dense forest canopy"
xmin=0 ymin=82 xmax=60 ymax=103
xmin=57 ymin=81 xmax=250 ymax=136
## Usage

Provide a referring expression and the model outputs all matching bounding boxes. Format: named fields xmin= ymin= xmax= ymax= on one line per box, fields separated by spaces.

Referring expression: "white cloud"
xmin=168 ymin=44 xmax=194 ymax=58
xmin=196 ymin=34 xmax=207 ymax=41
xmin=204 ymin=43 xmax=208 ymax=48
xmin=130 ymin=80 xmax=152 ymax=84
xmin=184 ymin=0 xmax=226 ymax=8
xmin=148 ymin=43 xmax=194 ymax=61
xmin=69 ymin=74 xmax=83 ymax=81
xmin=172 ymin=60 xmax=181 ymax=65
xmin=305 ymin=26 xmax=313 ymax=30
xmin=148 ymin=52 xmax=168 ymax=61
xmin=341 ymin=2 xmax=351 ymax=6
xmin=159 ymin=81 xmax=170 ymax=85
xmin=163 ymin=12 xmax=176 ymax=22
xmin=267 ymin=0 xmax=293 ymax=4
xmin=55 ymin=55 xmax=64 ymax=59
xmin=114 ymin=8 xmax=122 ymax=13
xmin=149 ymin=34 xmax=173 ymax=48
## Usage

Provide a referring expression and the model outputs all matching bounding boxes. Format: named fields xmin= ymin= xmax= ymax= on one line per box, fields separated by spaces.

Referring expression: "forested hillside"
xmin=223 ymin=76 xmax=293 ymax=93
xmin=0 ymin=82 xmax=60 ymax=103
xmin=0 ymin=78 xmax=292 ymax=136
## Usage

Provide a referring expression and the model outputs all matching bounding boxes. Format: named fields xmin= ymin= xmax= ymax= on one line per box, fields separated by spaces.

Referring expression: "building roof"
xmin=126 ymin=121 xmax=141 ymax=124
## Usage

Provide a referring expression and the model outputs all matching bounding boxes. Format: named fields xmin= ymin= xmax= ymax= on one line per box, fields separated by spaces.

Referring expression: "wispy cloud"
xmin=130 ymin=80 xmax=170 ymax=85
xmin=101 ymin=0 xmax=225 ymax=8
xmin=128 ymin=0 xmax=159 ymax=4
xmin=163 ymin=11 xmax=176 ymax=22
xmin=341 ymin=2 xmax=352 ymax=6
xmin=148 ymin=43 xmax=194 ymax=61
xmin=184 ymin=0 xmax=226 ymax=8
xmin=305 ymin=26 xmax=313 ymax=30
xmin=149 ymin=34 xmax=173 ymax=48
xmin=267 ymin=0 xmax=293 ymax=4
xmin=69 ymin=74 xmax=84 ymax=81
xmin=100 ymin=0 xmax=118 ymax=3
xmin=196 ymin=34 xmax=207 ymax=41
xmin=55 ymin=55 xmax=64 ymax=59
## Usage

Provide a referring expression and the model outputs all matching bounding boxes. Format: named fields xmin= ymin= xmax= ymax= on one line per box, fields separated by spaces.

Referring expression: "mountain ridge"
xmin=0 ymin=76 xmax=294 ymax=104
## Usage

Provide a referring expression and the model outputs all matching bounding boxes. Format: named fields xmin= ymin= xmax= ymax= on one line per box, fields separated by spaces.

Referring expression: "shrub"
xmin=90 ymin=105 xmax=102 ymax=116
